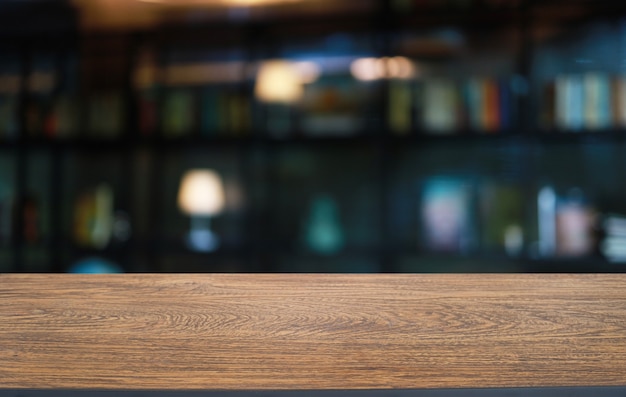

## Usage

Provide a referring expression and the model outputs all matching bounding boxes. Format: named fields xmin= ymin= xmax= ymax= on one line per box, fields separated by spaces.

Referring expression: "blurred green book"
xmin=88 ymin=92 xmax=125 ymax=138
xmin=163 ymin=90 xmax=195 ymax=138
xmin=389 ymin=81 xmax=413 ymax=135
xmin=480 ymin=182 xmax=524 ymax=255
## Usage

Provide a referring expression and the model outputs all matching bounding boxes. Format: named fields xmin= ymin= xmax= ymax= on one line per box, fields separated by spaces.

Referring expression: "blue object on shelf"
xmin=68 ymin=257 xmax=123 ymax=274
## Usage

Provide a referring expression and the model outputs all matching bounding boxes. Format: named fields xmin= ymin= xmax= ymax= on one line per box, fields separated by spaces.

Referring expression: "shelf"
xmin=2 ymin=128 xmax=626 ymax=152
xmin=394 ymin=252 xmax=623 ymax=273
xmin=525 ymin=256 xmax=621 ymax=273
xmin=387 ymin=129 xmax=527 ymax=145
xmin=532 ymin=128 xmax=626 ymax=144
xmin=395 ymin=6 xmax=526 ymax=31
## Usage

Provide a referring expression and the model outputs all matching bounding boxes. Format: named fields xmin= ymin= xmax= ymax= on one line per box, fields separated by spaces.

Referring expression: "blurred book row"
xmin=418 ymin=178 xmax=601 ymax=259
xmin=0 ymin=76 xmax=524 ymax=140
xmin=0 ymin=93 xmax=125 ymax=140
xmin=0 ymin=182 xmax=130 ymax=250
xmin=6 ymin=53 xmax=626 ymax=140
xmin=542 ymin=74 xmax=626 ymax=131
xmin=0 ymin=172 xmax=619 ymax=264
xmin=139 ymin=88 xmax=252 ymax=137
xmin=389 ymin=77 xmax=520 ymax=134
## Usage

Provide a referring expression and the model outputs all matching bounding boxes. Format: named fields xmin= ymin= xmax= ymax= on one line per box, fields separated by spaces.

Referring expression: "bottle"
xmin=303 ymin=194 xmax=344 ymax=255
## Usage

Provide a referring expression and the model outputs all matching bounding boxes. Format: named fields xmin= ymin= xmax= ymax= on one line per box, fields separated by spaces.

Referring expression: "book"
xmin=483 ymin=78 xmax=500 ymax=133
xmin=612 ymin=76 xmax=626 ymax=128
xmin=389 ymin=80 xmax=412 ymax=135
xmin=73 ymin=184 xmax=114 ymax=249
xmin=201 ymin=88 xmax=222 ymax=137
xmin=51 ymin=95 xmax=79 ymax=138
xmin=422 ymin=78 xmax=459 ymax=133
xmin=229 ymin=94 xmax=250 ymax=136
xmin=465 ymin=78 xmax=483 ymax=131
xmin=498 ymin=79 xmax=512 ymax=129
xmin=415 ymin=77 xmax=517 ymax=133
xmin=480 ymin=182 xmax=524 ymax=255
xmin=541 ymin=81 xmax=556 ymax=129
xmin=88 ymin=92 xmax=124 ymax=138
xmin=555 ymin=74 xmax=584 ymax=131
xmin=201 ymin=90 xmax=250 ymax=137
xmin=584 ymin=73 xmax=611 ymax=130
xmin=138 ymin=88 xmax=158 ymax=136
xmin=569 ymin=75 xmax=584 ymax=130
xmin=163 ymin=90 xmax=195 ymax=138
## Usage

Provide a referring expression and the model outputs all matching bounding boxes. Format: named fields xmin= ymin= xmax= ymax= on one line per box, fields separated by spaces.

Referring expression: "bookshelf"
xmin=1 ymin=0 xmax=626 ymax=272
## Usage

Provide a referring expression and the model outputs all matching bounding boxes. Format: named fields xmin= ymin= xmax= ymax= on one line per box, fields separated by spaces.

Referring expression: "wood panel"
xmin=1 ymin=274 xmax=625 ymax=389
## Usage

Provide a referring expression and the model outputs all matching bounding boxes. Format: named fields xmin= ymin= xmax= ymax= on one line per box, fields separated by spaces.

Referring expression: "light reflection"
xmin=350 ymin=56 xmax=416 ymax=81
xmin=350 ymin=57 xmax=378 ymax=81
xmin=293 ymin=61 xmax=321 ymax=84
xmin=255 ymin=60 xmax=304 ymax=103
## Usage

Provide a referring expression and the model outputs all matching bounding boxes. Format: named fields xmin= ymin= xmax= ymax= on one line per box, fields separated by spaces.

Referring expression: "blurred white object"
xmin=537 ymin=186 xmax=557 ymax=257
xmin=178 ymin=169 xmax=225 ymax=251
xmin=504 ymin=224 xmax=524 ymax=257
xmin=601 ymin=214 xmax=626 ymax=263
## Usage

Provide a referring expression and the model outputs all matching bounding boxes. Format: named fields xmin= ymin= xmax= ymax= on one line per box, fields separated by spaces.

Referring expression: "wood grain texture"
xmin=1 ymin=274 xmax=625 ymax=390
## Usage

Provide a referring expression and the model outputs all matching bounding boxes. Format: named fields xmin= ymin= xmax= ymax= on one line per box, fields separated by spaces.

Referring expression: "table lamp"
xmin=177 ymin=169 xmax=225 ymax=252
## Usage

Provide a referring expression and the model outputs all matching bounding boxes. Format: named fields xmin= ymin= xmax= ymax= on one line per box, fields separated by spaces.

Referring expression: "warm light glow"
xmin=388 ymin=57 xmax=417 ymax=79
xmin=293 ymin=61 xmax=321 ymax=84
xmin=387 ymin=57 xmax=401 ymax=78
xmin=350 ymin=56 xmax=416 ymax=81
xmin=220 ymin=0 xmax=301 ymax=6
xmin=178 ymin=170 xmax=225 ymax=216
xmin=350 ymin=57 xmax=378 ymax=81
xmin=255 ymin=60 xmax=303 ymax=103
xmin=137 ymin=0 xmax=302 ymax=5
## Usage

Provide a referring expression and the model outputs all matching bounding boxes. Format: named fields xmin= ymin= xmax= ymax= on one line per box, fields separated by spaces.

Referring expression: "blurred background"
xmin=1 ymin=0 xmax=626 ymax=273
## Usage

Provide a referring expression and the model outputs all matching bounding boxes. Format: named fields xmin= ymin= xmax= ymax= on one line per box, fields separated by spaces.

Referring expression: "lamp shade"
xmin=254 ymin=60 xmax=303 ymax=103
xmin=177 ymin=169 xmax=225 ymax=216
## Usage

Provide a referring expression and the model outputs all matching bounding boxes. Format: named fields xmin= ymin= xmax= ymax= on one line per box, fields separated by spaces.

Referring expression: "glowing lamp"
xmin=177 ymin=169 xmax=225 ymax=251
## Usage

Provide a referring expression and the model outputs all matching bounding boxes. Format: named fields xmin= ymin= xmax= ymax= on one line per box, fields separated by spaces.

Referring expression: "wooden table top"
xmin=1 ymin=274 xmax=625 ymax=390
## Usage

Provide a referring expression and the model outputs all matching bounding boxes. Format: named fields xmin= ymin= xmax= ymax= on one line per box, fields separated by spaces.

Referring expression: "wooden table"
xmin=1 ymin=274 xmax=625 ymax=390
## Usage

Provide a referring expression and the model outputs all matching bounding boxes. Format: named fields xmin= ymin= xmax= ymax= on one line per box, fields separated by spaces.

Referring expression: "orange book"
xmin=612 ymin=76 xmax=626 ymax=128
xmin=483 ymin=79 xmax=500 ymax=133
